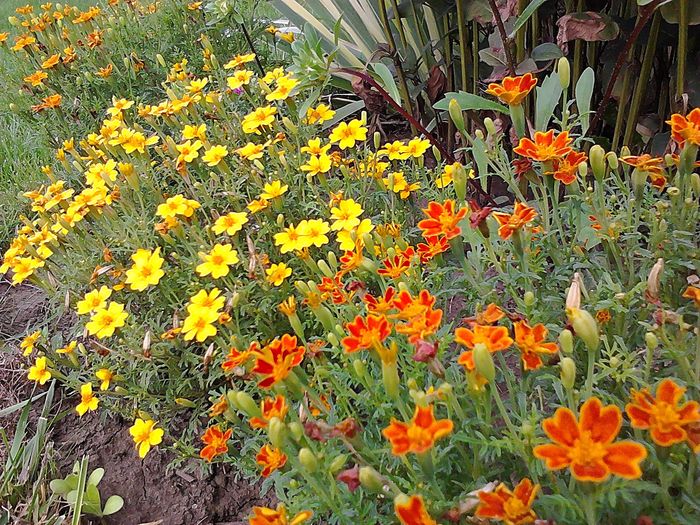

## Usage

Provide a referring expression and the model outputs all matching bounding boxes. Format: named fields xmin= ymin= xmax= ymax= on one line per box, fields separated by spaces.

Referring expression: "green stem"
xmin=677 ymin=0 xmax=688 ymax=99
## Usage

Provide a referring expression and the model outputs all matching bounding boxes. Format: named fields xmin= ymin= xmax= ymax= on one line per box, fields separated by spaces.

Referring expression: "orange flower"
xmin=382 ymin=404 xmax=453 ymax=455
xmin=620 ymin=154 xmax=667 ymax=188
xmin=476 ymin=478 xmax=539 ymax=525
xmin=363 ymin=287 xmax=397 ymax=314
xmin=533 ymin=397 xmax=647 ymax=482
xmin=513 ymin=321 xmax=558 ymax=371
xmin=682 ymin=285 xmax=700 ymax=308
xmin=666 ymin=108 xmax=700 ymax=147
xmin=486 ymin=73 xmax=538 ymax=106
xmin=199 ymin=425 xmax=232 ymax=462
xmin=513 ymin=130 xmax=573 ymax=162
xmin=248 ymin=504 xmax=312 ymax=525
xmin=416 ymin=235 xmax=449 ymax=263
xmin=477 ymin=303 xmax=505 ymax=325
xmin=378 ymin=253 xmax=412 ymax=279
xmin=549 ymin=151 xmax=587 ymax=185
xmin=256 ymin=444 xmax=287 ymax=477
xmin=625 ymin=378 xmax=700 ymax=448
xmin=222 ymin=343 xmax=257 ymax=372
xmin=417 ymin=200 xmax=468 ymax=240
xmin=394 ymin=494 xmax=438 ymax=525
xmin=251 ymin=335 xmax=305 ymax=388
xmin=455 ymin=324 xmax=513 ymax=370
xmin=391 ymin=290 xmax=443 ymax=343
xmin=250 ymin=395 xmax=288 ymax=428
xmin=341 ymin=314 xmax=391 ymax=353
xmin=492 ymin=202 xmax=538 ymax=240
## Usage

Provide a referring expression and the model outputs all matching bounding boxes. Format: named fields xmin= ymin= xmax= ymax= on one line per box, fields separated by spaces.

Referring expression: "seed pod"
xmin=298 ymin=448 xmax=318 ymax=473
xmin=473 ymin=343 xmax=495 ymax=383
xmin=288 ymin=421 xmax=304 ymax=442
xmin=329 ymin=454 xmax=348 ymax=474
xmin=352 ymin=359 xmax=366 ymax=378
xmin=645 ymin=332 xmax=658 ymax=351
xmin=560 ymin=357 xmax=576 ymax=390
xmin=606 ymin=152 xmax=619 ymax=170
xmin=327 ymin=332 xmax=340 ymax=347
xmin=373 ymin=131 xmax=381 ymax=150
xmin=523 ymin=291 xmax=535 ymax=307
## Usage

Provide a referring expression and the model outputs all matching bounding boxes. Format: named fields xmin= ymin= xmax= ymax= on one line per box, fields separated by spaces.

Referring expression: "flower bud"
xmin=226 ymin=390 xmax=241 ymax=410
xmin=558 ymin=329 xmax=574 ymax=354
xmin=382 ymin=360 xmax=400 ymax=399
xmin=329 ymin=454 xmax=348 ymax=474
xmin=289 ymin=479 xmax=299 ymax=489
xmin=373 ymin=131 xmax=381 ymax=150
xmin=521 ymin=421 xmax=534 ymax=437
xmin=327 ymin=251 xmax=338 ymax=270
xmin=359 ymin=466 xmax=384 ymax=492
xmin=235 ymin=391 xmax=260 ymax=417
xmin=484 ymin=117 xmax=497 ymax=136
xmin=691 ymin=173 xmax=700 ymax=197
xmin=282 ymin=117 xmax=298 ymax=135
xmin=317 ymin=259 xmax=334 ymax=278
xmin=558 ymin=57 xmax=571 ymax=89
xmin=298 ymin=448 xmax=318 ymax=473
xmin=432 ymin=145 xmax=442 ymax=163
xmin=473 ymin=343 xmax=495 ymax=383
xmin=327 ymin=332 xmax=340 ymax=347
xmin=605 ymin=152 xmax=619 ymax=170
xmin=565 ymin=273 xmax=582 ymax=310
xmin=523 ymin=291 xmax=535 ymax=307
xmin=645 ymin=332 xmax=658 ymax=351
xmin=437 ymin=382 xmax=453 ymax=397
xmin=156 ymin=54 xmax=166 ymax=67
xmin=566 ymin=307 xmax=599 ymax=352
xmin=560 ymin=357 xmax=576 ymax=390
xmin=589 ymin=145 xmax=606 ymax=181
xmin=352 ymin=359 xmax=367 ymax=378
xmin=268 ymin=417 xmax=286 ymax=448
xmin=448 ymin=98 xmax=466 ymax=133
xmin=175 ymin=398 xmax=196 ymax=407
xmin=631 ymin=168 xmax=647 ymax=200
xmin=288 ymin=421 xmax=304 ymax=442
xmin=406 ymin=377 xmax=418 ymax=390
xmin=646 ymin=258 xmax=664 ymax=301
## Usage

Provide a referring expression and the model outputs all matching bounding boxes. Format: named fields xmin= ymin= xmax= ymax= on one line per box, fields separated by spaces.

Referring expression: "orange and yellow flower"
xmin=248 ymin=504 xmax=312 ymax=525
xmin=382 ymin=404 xmax=453 ymax=455
xmin=394 ymin=494 xmax=438 ymax=525
xmin=492 ymin=202 xmax=538 ymax=240
xmin=251 ymin=334 xmax=305 ymax=388
xmin=256 ymin=444 xmax=287 ymax=477
xmin=475 ymin=478 xmax=539 ymax=525
xmin=250 ymin=395 xmax=288 ymax=429
xmin=513 ymin=130 xmax=573 ymax=162
xmin=486 ymin=73 xmax=538 ymax=106
xmin=626 ymin=378 xmax=700 ymax=449
xmin=341 ymin=314 xmax=391 ymax=353
xmin=513 ymin=321 xmax=558 ymax=370
xmin=200 ymin=424 xmax=232 ymax=462
xmin=417 ymin=200 xmax=468 ymax=240
xmin=681 ymin=285 xmax=700 ymax=308
xmin=455 ymin=324 xmax=513 ymax=370
xmin=533 ymin=397 xmax=647 ymax=482
xmin=667 ymin=108 xmax=700 ymax=147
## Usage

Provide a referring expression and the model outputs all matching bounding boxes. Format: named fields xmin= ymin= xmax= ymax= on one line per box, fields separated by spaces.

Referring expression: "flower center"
xmin=570 ymin=431 xmax=606 ymax=465
xmin=651 ymin=402 xmax=681 ymax=430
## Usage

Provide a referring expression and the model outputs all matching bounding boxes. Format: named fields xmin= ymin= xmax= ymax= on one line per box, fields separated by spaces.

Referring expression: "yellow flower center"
xmin=503 ymin=497 xmax=529 ymax=520
xmin=650 ymin=402 xmax=681 ymax=431
xmin=406 ymin=424 xmax=433 ymax=450
xmin=570 ymin=430 xmax=606 ymax=465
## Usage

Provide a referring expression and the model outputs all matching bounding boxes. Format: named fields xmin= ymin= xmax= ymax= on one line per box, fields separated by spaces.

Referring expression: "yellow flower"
xmin=266 ymin=76 xmax=299 ymax=101
xmin=329 ymin=119 xmax=367 ymax=150
xmin=247 ymin=198 xmax=270 ymax=213
xmin=212 ymin=212 xmax=248 ymax=236
xmin=260 ymin=180 xmax=288 ymax=200
xmin=156 ymin=195 xmax=200 ymax=219
xmin=182 ymin=308 xmax=219 ymax=342
xmin=28 ymin=356 xmax=52 ymax=385
xmin=9 ymin=256 xmax=44 ymax=285
xmin=85 ymin=160 xmax=118 ymax=186
xmin=227 ymin=69 xmax=253 ymax=90
xmin=223 ymin=53 xmax=256 ymax=69
xmin=202 ymin=145 xmax=229 ymax=167
xmin=384 ymin=171 xmax=420 ymax=199
xmin=196 ymin=244 xmax=239 ymax=279
xmin=56 ymin=341 xmax=77 ymax=354
xmin=331 ymin=199 xmax=363 ymax=231
xmin=404 ymin=137 xmax=431 ymax=158
xmin=337 ymin=218 xmax=374 ymax=250
xmin=188 ymin=288 xmax=225 ymax=313
xmin=20 ymin=331 xmax=41 ymax=356
xmin=300 ymin=138 xmax=331 ymax=156
xmin=76 ymin=285 xmax=112 ymax=315
xmin=129 ymin=418 xmax=164 ymax=458
xmin=86 ymin=302 xmax=128 ymax=339
xmin=183 ymin=124 xmax=207 ymax=141
xmin=262 ymin=67 xmax=285 ymax=84
xmin=299 ymin=219 xmax=330 ymax=248
xmin=235 ymin=142 xmax=266 ymax=160
xmin=96 ymin=368 xmax=114 ymax=390
xmin=187 ymin=77 xmax=209 ymax=94
xmin=278 ymin=32 xmax=295 ymax=43
xmin=379 ymin=140 xmax=410 ymax=161
xmin=274 ymin=223 xmax=305 ymax=254
xmin=305 ymin=103 xmax=335 ymax=124
xmin=176 ymin=140 xmax=203 ymax=164
xmin=125 ymin=248 xmax=165 ymax=291
xmin=266 ymin=263 xmax=292 ymax=286
xmin=300 ymin=154 xmax=332 ymax=176
xmin=75 ymin=383 xmax=99 ymax=416
xmin=242 ymin=106 xmax=277 ymax=134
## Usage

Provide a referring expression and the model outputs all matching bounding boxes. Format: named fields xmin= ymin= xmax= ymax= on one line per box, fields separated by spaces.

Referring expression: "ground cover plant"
xmin=1 ymin=0 xmax=699 ymax=524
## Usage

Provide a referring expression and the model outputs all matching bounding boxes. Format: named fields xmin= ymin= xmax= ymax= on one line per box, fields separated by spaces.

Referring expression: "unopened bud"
xmin=298 ymin=448 xmax=318 ymax=473
xmin=645 ymin=332 xmax=658 ymax=351
xmin=288 ymin=421 xmax=304 ymax=442
xmin=329 ymin=454 xmax=348 ymax=474
xmin=560 ymin=357 xmax=576 ymax=390
xmin=235 ymin=391 xmax=260 ymax=417
xmin=317 ymin=260 xmax=333 ymax=278
xmin=268 ymin=417 xmax=286 ymax=448
xmin=559 ymin=329 xmax=574 ymax=354
xmin=606 ymin=152 xmax=619 ymax=170
xmin=631 ymin=169 xmax=647 ymax=200
xmin=473 ymin=343 xmax=495 ymax=383
xmin=448 ymin=98 xmax=465 ymax=133
xmin=566 ymin=273 xmax=582 ymax=310
xmin=589 ymin=145 xmax=606 ymax=181
xmin=175 ymin=398 xmax=196 ymax=407
xmin=359 ymin=466 xmax=384 ymax=492
xmin=484 ymin=117 xmax=497 ymax=136
xmin=558 ymin=57 xmax=571 ymax=89
xmin=523 ymin=291 xmax=535 ymax=307
xmin=353 ymin=359 xmax=367 ymax=378
xmin=691 ymin=173 xmax=700 ymax=197
xmin=373 ymin=131 xmax=381 ymax=150
xmin=567 ymin=308 xmax=599 ymax=352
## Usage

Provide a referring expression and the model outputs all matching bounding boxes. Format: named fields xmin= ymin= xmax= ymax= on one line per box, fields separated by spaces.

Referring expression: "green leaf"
xmin=575 ymin=67 xmax=595 ymax=134
xmin=371 ymin=62 xmax=402 ymax=106
xmin=49 ymin=479 xmax=71 ymax=495
xmin=102 ymin=495 xmax=124 ymax=516
xmin=535 ymin=72 xmax=563 ymax=131
xmin=509 ymin=0 xmax=549 ymax=37
xmin=434 ymin=92 xmax=509 ymax=114
xmin=87 ymin=468 xmax=104 ymax=487
xmin=531 ymin=43 xmax=564 ymax=62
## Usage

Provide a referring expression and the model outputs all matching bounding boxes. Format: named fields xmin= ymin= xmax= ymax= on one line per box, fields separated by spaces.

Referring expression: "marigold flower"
xmin=256 ymin=444 xmax=287 ymax=477
xmin=455 ymin=324 xmax=513 ymax=370
xmin=242 ymin=106 xmax=277 ymax=134
xmin=417 ymin=200 xmax=468 ymax=240
xmin=196 ymin=243 xmax=239 ymax=279
xmin=549 ymin=150 xmax=587 ymax=185
xmin=212 ymin=211 xmax=248 ymax=236
xmin=130 ymin=418 xmax=163 ymax=458
xmin=96 ymin=368 xmax=113 ymax=390
xmin=404 ymin=137 xmax=431 ymax=158
xmin=492 ymin=202 xmax=538 ymax=240
xmin=379 ymin=140 xmax=411 ymax=161
xmin=383 ymin=171 xmax=420 ymax=199
xmin=222 ymin=343 xmax=255 ymax=372
xmin=341 ymin=314 xmax=391 ymax=353
xmin=486 ymin=73 xmax=538 ymax=106
xmin=626 ymin=378 xmax=700 ymax=448
xmin=182 ymin=308 xmax=219 ymax=342
xmin=260 ymin=180 xmax=288 ymax=200
xmin=227 ymin=70 xmax=253 ymax=89
xmin=86 ymin=302 xmax=128 ymax=339
xmin=156 ymin=194 xmax=200 ymax=219
xmin=188 ymin=288 xmax=225 ymax=312
xmin=330 ymin=199 xmax=363 ymax=232
xmin=266 ymin=76 xmax=298 ymax=101
xmin=476 ymin=478 xmax=539 ymax=525
xmin=125 ymin=248 xmax=165 ymax=291
xmin=28 ymin=356 xmax=52 ymax=385
xmin=56 ymin=341 xmax=77 ymax=354
xmin=251 ymin=334 xmax=305 ymax=388
xmin=329 ymin=119 xmax=367 ymax=150
xmin=274 ymin=222 xmax=305 ymax=253
xmin=200 ymin=424 xmax=232 ymax=462
xmin=75 ymin=383 xmax=99 ymax=416
xmin=378 ymin=253 xmax=411 ymax=279
xmin=682 ymin=285 xmax=700 ymax=308
xmin=224 ymin=52 xmax=256 ymax=69
xmin=298 ymin=219 xmax=330 ymax=248
xmin=416 ymin=235 xmax=449 ymax=263
xmin=533 ymin=397 xmax=647 ymax=482
xmin=236 ymin=142 xmax=266 ymax=160
xmin=250 ymin=395 xmax=288 ymax=428
xmin=202 ymin=144 xmax=229 ymax=166
xmin=20 ymin=330 xmax=41 ymax=356
xmin=266 ymin=262 xmax=292 ymax=286
xmin=248 ymin=504 xmax=312 ymax=525
xmin=513 ymin=321 xmax=558 ymax=370
xmin=513 ymin=130 xmax=573 ymax=162
xmin=300 ymin=153 xmax=331 ymax=176
xmin=383 ymin=404 xmax=453 ymax=455
xmin=666 ymin=108 xmax=700 ymax=147
xmin=394 ymin=494 xmax=438 ymax=525
xmin=305 ymin=103 xmax=335 ymax=124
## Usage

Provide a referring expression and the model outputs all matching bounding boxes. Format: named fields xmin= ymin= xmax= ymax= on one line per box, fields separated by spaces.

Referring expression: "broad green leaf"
xmin=531 ymin=43 xmax=564 ymax=62
xmin=434 ymin=92 xmax=509 ymax=114
xmin=87 ymin=468 xmax=105 ymax=487
xmin=509 ymin=0 xmax=549 ymax=37
xmin=575 ymin=67 xmax=595 ymax=134
xmin=102 ymin=495 xmax=124 ymax=516
xmin=371 ymin=62 xmax=402 ymax=106
xmin=49 ymin=479 xmax=71 ymax=495
xmin=535 ymin=72 xmax=563 ymax=131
